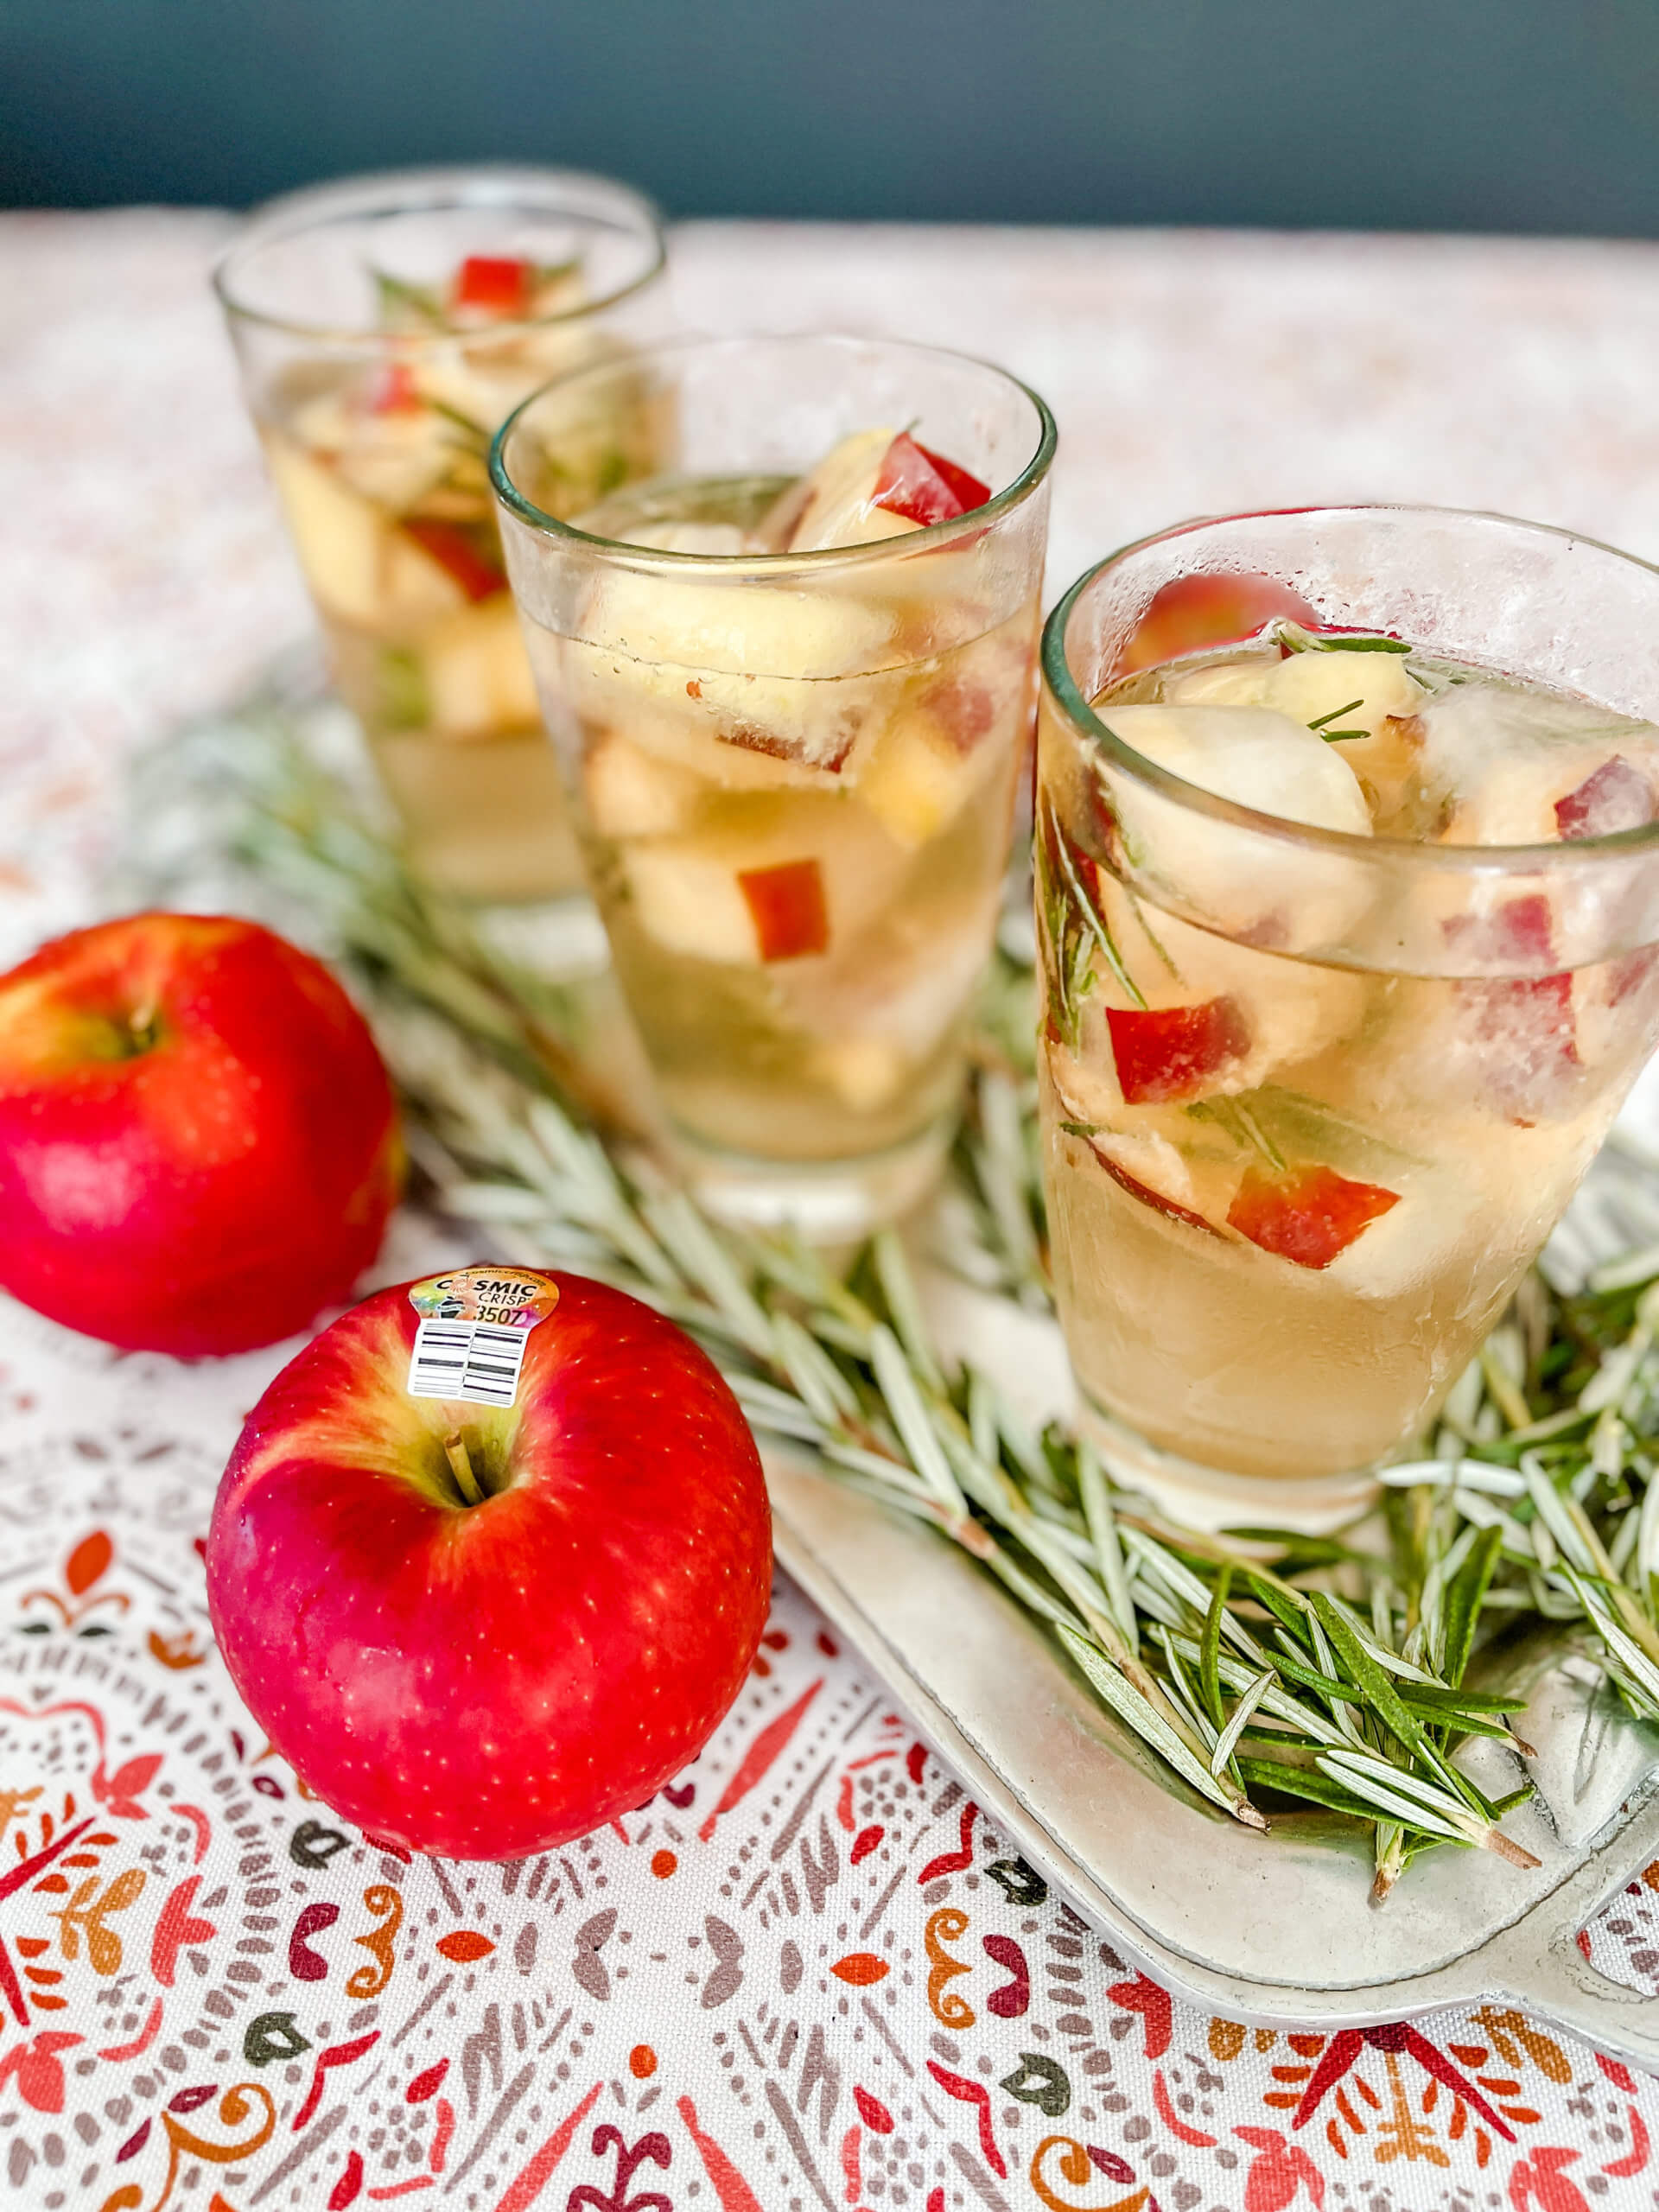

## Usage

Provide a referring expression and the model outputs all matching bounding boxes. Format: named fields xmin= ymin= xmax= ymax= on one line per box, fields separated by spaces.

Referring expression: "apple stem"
xmin=443 ymin=1429 xmax=485 ymax=1506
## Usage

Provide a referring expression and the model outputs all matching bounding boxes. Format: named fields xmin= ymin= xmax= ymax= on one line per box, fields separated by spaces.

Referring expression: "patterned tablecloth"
xmin=3 ymin=211 xmax=1659 ymax=2212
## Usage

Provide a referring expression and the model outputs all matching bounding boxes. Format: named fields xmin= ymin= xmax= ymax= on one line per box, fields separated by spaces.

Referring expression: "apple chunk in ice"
xmin=1414 ymin=681 xmax=1659 ymax=847
xmin=760 ymin=428 xmax=991 ymax=553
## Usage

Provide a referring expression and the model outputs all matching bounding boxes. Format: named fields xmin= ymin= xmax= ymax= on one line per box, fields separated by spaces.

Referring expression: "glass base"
xmin=1078 ymin=1395 xmax=1383 ymax=1536
xmin=676 ymin=1116 xmax=954 ymax=1242
xmin=464 ymin=894 xmax=611 ymax=985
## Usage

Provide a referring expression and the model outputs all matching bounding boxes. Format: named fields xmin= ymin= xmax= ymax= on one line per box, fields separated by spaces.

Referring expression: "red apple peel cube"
xmin=1554 ymin=754 xmax=1656 ymax=840
xmin=450 ymin=254 xmax=534 ymax=317
xmin=871 ymin=432 xmax=989 ymax=527
xmin=738 ymin=858 xmax=830 ymax=961
xmin=1226 ymin=1164 xmax=1400 ymax=1269
xmin=1105 ymin=997 xmax=1251 ymax=1104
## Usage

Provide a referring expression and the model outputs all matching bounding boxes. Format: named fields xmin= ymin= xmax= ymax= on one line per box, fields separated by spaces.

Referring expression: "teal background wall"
xmin=5 ymin=0 xmax=1658 ymax=231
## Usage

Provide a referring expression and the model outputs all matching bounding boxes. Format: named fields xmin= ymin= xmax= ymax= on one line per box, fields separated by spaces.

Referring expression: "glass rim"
xmin=1044 ymin=501 xmax=1659 ymax=872
xmin=212 ymin=162 xmax=667 ymax=343
xmin=488 ymin=329 xmax=1058 ymax=576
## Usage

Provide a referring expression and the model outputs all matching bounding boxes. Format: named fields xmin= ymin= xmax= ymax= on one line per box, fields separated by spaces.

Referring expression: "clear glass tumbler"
xmin=215 ymin=164 xmax=666 ymax=946
xmin=1038 ymin=507 xmax=1659 ymax=1518
xmin=493 ymin=334 xmax=1055 ymax=1235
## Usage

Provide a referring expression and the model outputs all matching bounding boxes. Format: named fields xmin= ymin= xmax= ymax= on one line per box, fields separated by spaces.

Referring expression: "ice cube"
xmin=1418 ymin=682 xmax=1659 ymax=846
xmin=1100 ymin=703 xmax=1372 ymax=834
xmin=378 ymin=529 xmax=470 ymax=630
xmin=622 ymin=842 xmax=761 ymax=963
xmin=567 ymin=574 xmax=897 ymax=779
xmin=591 ymin=569 xmax=892 ymax=679
xmin=622 ymin=804 xmax=909 ymax=966
xmin=793 ymin=897 xmax=995 ymax=1066
xmin=1318 ymin=1170 xmax=1480 ymax=1302
xmin=855 ymin=705 xmax=1000 ymax=848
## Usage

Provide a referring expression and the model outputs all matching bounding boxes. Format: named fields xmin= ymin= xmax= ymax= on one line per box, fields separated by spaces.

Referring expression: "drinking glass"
xmin=493 ymin=334 xmax=1055 ymax=1234
xmin=1038 ymin=507 xmax=1659 ymax=1518
xmin=215 ymin=165 xmax=666 ymax=953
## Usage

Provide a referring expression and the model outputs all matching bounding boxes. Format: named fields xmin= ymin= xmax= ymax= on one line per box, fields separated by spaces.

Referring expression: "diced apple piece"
xmin=401 ymin=518 xmax=505 ymax=603
xmin=738 ymin=859 xmax=830 ymax=961
xmin=1101 ymin=704 xmax=1372 ymax=834
xmin=871 ymin=432 xmax=990 ymax=526
xmin=1106 ymin=998 xmax=1251 ymax=1103
xmin=423 ymin=596 xmax=539 ymax=739
xmin=1226 ymin=1163 xmax=1400 ymax=1269
xmin=584 ymin=732 xmax=700 ymax=839
xmin=1168 ymin=645 xmax=1424 ymax=740
xmin=451 ymin=255 xmax=535 ymax=317
xmin=1113 ymin=575 xmax=1319 ymax=677
xmin=1088 ymin=1147 xmax=1224 ymax=1238
xmin=1267 ymin=646 xmax=1422 ymax=734
xmin=1555 ymin=754 xmax=1656 ymax=838
xmin=760 ymin=429 xmax=914 ymax=553
xmin=813 ymin=1036 xmax=907 ymax=1112
xmin=624 ymin=844 xmax=763 ymax=964
xmin=264 ymin=440 xmax=389 ymax=628
xmin=1048 ymin=1058 xmax=1217 ymax=1230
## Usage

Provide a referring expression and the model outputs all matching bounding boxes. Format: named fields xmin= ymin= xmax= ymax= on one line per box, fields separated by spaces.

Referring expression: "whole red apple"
xmin=1114 ymin=571 xmax=1319 ymax=675
xmin=0 ymin=912 xmax=400 ymax=1355
xmin=205 ymin=1268 xmax=772 ymax=1858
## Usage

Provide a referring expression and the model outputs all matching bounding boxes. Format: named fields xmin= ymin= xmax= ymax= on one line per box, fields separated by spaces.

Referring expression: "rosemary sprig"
xmin=369 ymin=267 xmax=447 ymax=329
xmin=118 ymin=683 xmax=1659 ymax=1888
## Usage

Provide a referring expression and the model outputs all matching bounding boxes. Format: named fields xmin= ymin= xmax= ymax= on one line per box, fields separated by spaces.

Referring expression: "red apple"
xmin=0 ymin=912 xmax=400 ymax=1355
xmin=1114 ymin=573 xmax=1319 ymax=676
xmin=205 ymin=1268 xmax=772 ymax=1859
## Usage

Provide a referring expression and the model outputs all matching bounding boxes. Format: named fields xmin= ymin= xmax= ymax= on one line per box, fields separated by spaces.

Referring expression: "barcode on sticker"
xmin=407 ymin=1319 xmax=531 ymax=1408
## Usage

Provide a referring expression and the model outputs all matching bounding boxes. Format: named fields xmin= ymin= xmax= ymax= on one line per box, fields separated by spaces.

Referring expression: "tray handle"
xmin=1491 ymin=1789 xmax=1659 ymax=2064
